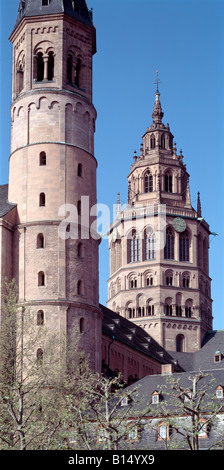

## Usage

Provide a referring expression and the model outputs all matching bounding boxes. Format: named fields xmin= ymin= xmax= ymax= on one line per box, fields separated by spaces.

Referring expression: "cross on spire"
xmin=154 ymin=69 xmax=161 ymax=93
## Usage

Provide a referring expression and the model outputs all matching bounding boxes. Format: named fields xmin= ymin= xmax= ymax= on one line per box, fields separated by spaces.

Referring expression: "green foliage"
xmin=156 ymin=372 xmax=224 ymax=450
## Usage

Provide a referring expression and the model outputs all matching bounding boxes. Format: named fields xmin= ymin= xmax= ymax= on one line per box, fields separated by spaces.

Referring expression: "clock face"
xmin=172 ymin=217 xmax=186 ymax=233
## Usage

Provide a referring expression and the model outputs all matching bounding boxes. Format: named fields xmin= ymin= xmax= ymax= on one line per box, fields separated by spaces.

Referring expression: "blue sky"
xmin=0 ymin=0 xmax=224 ymax=330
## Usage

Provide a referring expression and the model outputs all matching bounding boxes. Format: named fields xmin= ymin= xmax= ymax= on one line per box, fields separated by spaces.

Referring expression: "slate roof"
xmin=167 ymin=330 xmax=224 ymax=372
xmin=121 ymin=368 xmax=224 ymax=419
xmin=101 ymin=304 xmax=224 ymax=377
xmin=100 ymin=304 xmax=183 ymax=373
xmin=13 ymin=0 xmax=95 ymax=31
xmin=0 ymin=185 xmax=17 ymax=218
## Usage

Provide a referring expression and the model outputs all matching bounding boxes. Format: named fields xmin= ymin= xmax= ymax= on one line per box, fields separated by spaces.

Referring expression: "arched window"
xmin=78 ymin=243 xmax=82 ymax=258
xmin=179 ymin=231 xmax=190 ymax=261
xmin=146 ymin=276 xmax=153 ymax=286
xmin=165 ymin=270 xmax=173 ymax=286
xmin=75 ymin=58 xmax=81 ymax=87
xmin=38 ymin=271 xmax=45 ymax=287
xmin=137 ymin=306 xmax=145 ymax=318
xmin=166 ymin=276 xmax=172 ymax=286
xmin=80 ymin=318 xmax=85 ymax=333
xmin=185 ymin=306 xmax=191 ymax=318
xmin=150 ymin=135 xmax=156 ymax=149
xmin=36 ymin=348 xmax=43 ymax=364
xmin=185 ymin=299 xmax=193 ymax=318
xmin=37 ymin=233 xmax=44 ymax=249
xmin=47 ymin=51 xmax=54 ymax=81
xmin=78 ymin=163 xmax=83 ymax=177
xmin=182 ymin=272 xmax=190 ymax=288
xmin=176 ymin=305 xmax=182 ymax=316
xmin=127 ymin=230 xmax=140 ymax=263
xmin=176 ymin=293 xmax=182 ymax=317
xmin=165 ymin=173 xmax=172 ymax=193
xmin=161 ymin=134 xmax=166 ymax=149
xmin=143 ymin=227 xmax=156 ymax=261
xmin=16 ymin=51 xmax=25 ymax=94
xmin=130 ymin=232 xmax=140 ymax=263
xmin=39 ymin=151 xmax=46 ymax=166
xmin=17 ymin=66 xmax=24 ymax=94
xmin=166 ymin=304 xmax=172 ymax=315
xmin=176 ymin=334 xmax=184 ymax=352
xmin=164 ymin=228 xmax=174 ymax=260
xmin=130 ymin=277 xmax=137 ymax=289
xmin=165 ymin=298 xmax=173 ymax=316
xmin=147 ymin=304 xmax=154 ymax=316
xmin=128 ymin=307 xmax=135 ymax=319
xmin=37 ymin=310 xmax=44 ymax=325
xmin=77 ymin=280 xmax=82 ymax=295
xmin=37 ymin=52 xmax=44 ymax=82
xmin=146 ymin=233 xmax=156 ymax=260
xmin=67 ymin=54 xmax=73 ymax=84
xmin=39 ymin=193 xmax=46 ymax=207
xmin=144 ymin=171 xmax=153 ymax=193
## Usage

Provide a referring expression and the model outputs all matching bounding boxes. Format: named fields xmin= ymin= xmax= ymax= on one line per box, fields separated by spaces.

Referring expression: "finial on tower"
xmin=154 ymin=69 xmax=161 ymax=94
xmin=197 ymin=192 xmax=202 ymax=218
xmin=116 ymin=192 xmax=121 ymax=217
xmin=152 ymin=70 xmax=164 ymax=123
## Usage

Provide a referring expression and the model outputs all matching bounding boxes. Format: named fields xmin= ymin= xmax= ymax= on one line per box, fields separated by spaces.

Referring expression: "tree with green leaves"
xmin=66 ymin=372 xmax=158 ymax=451
xmin=157 ymin=372 xmax=224 ymax=450
xmin=0 ymin=278 xmax=95 ymax=450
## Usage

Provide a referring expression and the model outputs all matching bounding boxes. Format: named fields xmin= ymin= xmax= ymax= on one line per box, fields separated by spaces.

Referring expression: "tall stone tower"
xmin=107 ymin=78 xmax=213 ymax=353
xmin=8 ymin=0 xmax=102 ymax=371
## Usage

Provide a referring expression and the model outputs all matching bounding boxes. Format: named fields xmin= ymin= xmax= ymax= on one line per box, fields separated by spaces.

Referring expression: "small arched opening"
xmin=37 ymin=233 xmax=44 ymax=249
xmin=37 ymin=310 xmax=44 ymax=326
xmin=176 ymin=334 xmax=185 ymax=352
xmin=38 ymin=271 xmax=45 ymax=287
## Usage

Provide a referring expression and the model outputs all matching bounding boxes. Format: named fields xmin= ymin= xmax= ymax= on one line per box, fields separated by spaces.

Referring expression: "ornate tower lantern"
xmin=107 ymin=73 xmax=212 ymax=353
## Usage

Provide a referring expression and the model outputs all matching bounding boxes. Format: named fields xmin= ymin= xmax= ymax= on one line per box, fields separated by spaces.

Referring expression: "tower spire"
xmin=152 ymin=70 xmax=164 ymax=123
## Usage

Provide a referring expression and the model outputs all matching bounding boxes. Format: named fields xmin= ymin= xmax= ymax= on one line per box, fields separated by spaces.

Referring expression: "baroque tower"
xmin=8 ymin=0 xmax=102 ymax=371
xmin=107 ymin=78 xmax=213 ymax=353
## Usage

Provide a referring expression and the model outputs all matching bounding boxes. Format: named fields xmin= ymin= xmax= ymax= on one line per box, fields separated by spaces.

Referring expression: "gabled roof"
xmin=13 ymin=0 xmax=95 ymax=32
xmin=123 ymin=368 xmax=224 ymax=417
xmin=0 ymin=185 xmax=17 ymax=218
xmin=100 ymin=304 xmax=183 ymax=372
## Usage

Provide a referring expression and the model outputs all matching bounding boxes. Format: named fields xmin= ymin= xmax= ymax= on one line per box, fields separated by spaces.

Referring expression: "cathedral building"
xmin=0 ymin=0 xmax=222 ymax=384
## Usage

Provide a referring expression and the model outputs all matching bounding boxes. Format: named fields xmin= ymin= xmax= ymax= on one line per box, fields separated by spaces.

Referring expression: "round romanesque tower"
xmin=8 ymin=0 xmax=102 ymax=372
xmin=107 ymin=79 xmax=213 ymax=353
